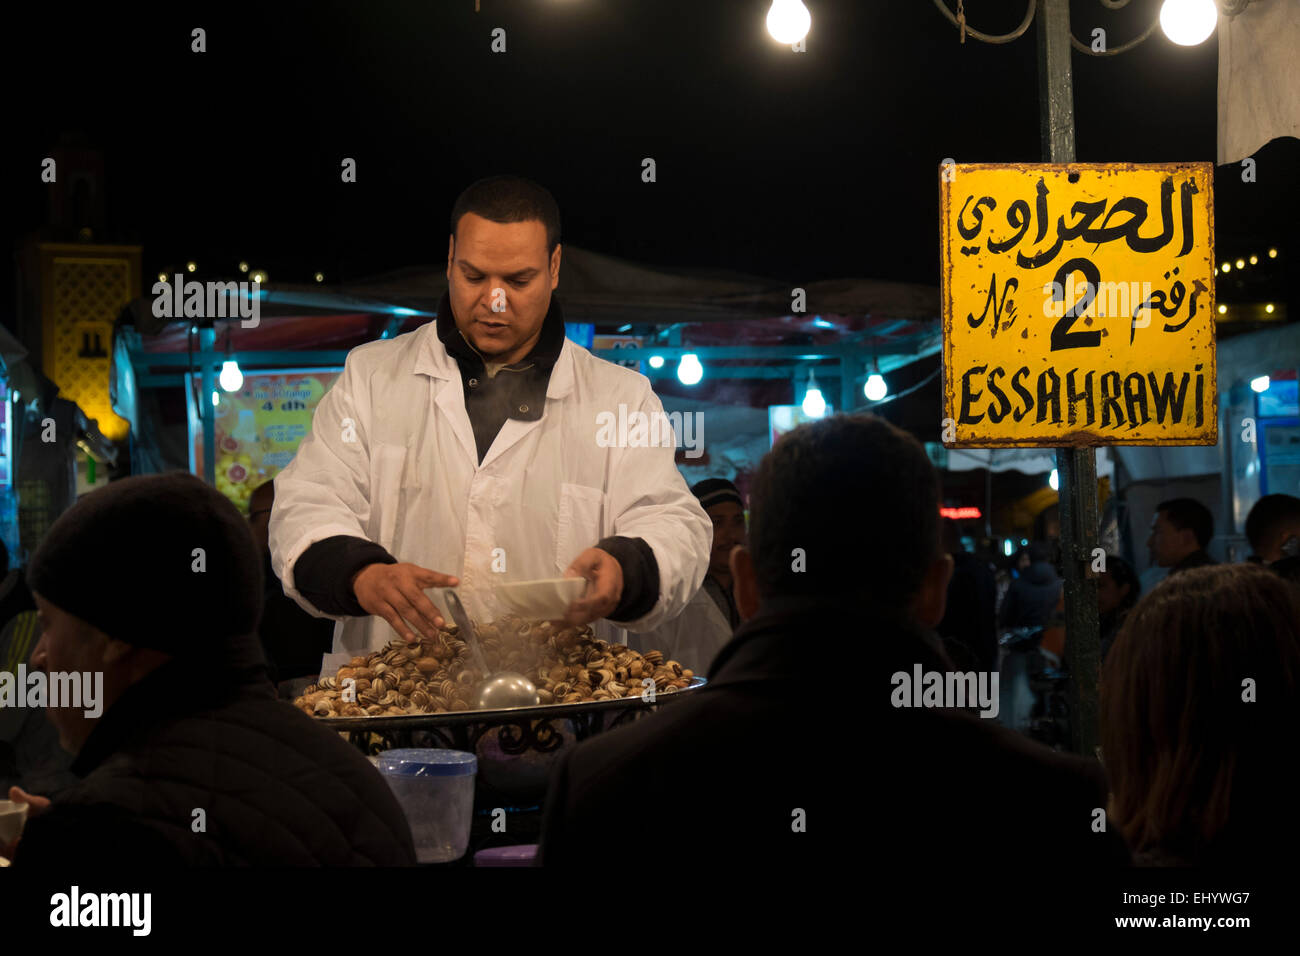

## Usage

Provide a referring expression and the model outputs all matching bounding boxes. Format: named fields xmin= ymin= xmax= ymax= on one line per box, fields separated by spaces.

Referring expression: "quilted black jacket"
xmin=14 ymin=632 xmax=414 ymax=867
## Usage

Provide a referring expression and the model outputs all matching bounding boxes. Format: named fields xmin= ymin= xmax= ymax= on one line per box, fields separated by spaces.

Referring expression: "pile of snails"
xmin=294 ymin=617 xmax=694 ymax=718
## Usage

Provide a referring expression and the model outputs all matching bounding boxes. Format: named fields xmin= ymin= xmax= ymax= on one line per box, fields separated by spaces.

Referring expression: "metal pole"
xmin=200 ymin=326 xmax=217 ymax=486
xmin=1037 ymin=0 xmax=1101 ymax=756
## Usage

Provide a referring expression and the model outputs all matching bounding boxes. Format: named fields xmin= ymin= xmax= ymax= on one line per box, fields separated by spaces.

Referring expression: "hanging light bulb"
xmin=1159 ymin=0 xmax=1217 ymax=47
xmin=801 ymin=370 xmax=826 ymax=418
xmin=677 ymin=353 xmax=703 ymax=386
xmin=649 ymin=355 xmax=665 ymax=369
xmin=219 ymin=326 xmax=244 ymax=392
xmin=219 ymin=359 xmax=244 ymax=392
xmin=766 ymin=0 xmax=811 ymax=44
xmin=863 ymin=372 xmax=887 ymax=402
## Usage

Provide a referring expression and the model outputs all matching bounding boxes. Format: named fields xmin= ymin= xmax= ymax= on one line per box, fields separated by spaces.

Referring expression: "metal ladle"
xmin=443 ymin=589 xmax=540 ymax=710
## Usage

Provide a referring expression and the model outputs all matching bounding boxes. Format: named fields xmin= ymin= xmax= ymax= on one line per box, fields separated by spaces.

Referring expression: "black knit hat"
xmin=27 ymin=472 xmax=263 ymax=653
xmin=691 ymin=478 xmax=743 ymax=511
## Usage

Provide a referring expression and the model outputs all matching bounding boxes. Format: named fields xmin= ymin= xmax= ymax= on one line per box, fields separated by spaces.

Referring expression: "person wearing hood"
xmin=998 ymin=541 xmax=1062 ymax=630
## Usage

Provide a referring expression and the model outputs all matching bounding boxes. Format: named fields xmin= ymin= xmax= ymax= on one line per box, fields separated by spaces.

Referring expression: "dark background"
xmin=4 ymin=0 xmax=1293 ymax=302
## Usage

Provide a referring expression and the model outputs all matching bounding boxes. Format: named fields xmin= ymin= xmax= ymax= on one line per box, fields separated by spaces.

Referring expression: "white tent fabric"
xmin=1218 ymin=1 xmax=1300 ymax=165
xmin=944 ymin=446 xmax=1114 ymax=479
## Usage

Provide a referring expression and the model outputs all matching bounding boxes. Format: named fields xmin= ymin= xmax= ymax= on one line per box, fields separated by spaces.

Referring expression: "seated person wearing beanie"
xmin=5 ymin=472 xmax=415 ymax=867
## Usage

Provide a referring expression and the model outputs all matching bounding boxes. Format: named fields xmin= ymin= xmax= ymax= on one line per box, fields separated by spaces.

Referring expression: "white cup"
xmin=0 ymin=799 xmax=30 ymax=844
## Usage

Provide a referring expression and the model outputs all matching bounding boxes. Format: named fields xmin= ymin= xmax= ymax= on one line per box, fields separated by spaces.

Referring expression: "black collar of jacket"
xmin=434 ymin=288 xmax=566 ymax=422
xmin=705 ymin=594 xmax=949 ymax=688
xmin=68 ymin=630 xmax=273 ymax=778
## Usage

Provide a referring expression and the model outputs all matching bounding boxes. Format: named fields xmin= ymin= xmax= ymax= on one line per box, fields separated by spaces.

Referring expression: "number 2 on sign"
xmin=1049 ymin=257 xmax=1102 ymax=351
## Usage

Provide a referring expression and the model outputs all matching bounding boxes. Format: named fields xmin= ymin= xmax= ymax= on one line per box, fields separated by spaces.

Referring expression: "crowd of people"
xmin=1 ymin=413 xmax=1298 ymax=869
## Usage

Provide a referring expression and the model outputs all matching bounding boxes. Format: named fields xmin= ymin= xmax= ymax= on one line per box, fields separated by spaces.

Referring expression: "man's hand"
xmin=3 ymin=786 xmax=51 ymax=861
xmin=352 ymin=563 xmax=460 ymax=642
xmin=561 ymin=547 xmax=623 ymax=626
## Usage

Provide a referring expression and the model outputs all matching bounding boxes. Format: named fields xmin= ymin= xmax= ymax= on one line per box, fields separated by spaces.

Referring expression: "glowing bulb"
xmin=11 ymin=390 xmax=19 ymax=402
xmin=1236 ymin=259 xmax=1245 ymax=270
xmin=677 ymin=353 xmax=703 ymax=386
xmin=186 ymin=261 xmax=197 ymax=273
xmin=1268 ymin=248 xmax=1278 ymax=258
xmin=1159 ymin=0 xmax=1217 ymax=46
xmin=766 ymin=0 xmax=811 ymax=44
xmin=1249 ymin=255 xmax=1258 ymax=265
xmin=863 ymin=373 xmax=887 ymax=402
xmin=648 ymin=355 xmax=665 ymax=369
xmin=1221 ymin=262 xmax=1231 ymax=272
xmin=251 ymin=271 xmax=266 ymax=284
xmin=314 ymin=272 xmax=324 ymax=282
xmin=1218 ymin=304 xmax=1227 ymax=314
xmin=1003 ymin=539 xmax=1013 ymax=557
xmin=158 ymin=272 xmax=169 ymax=282
xmin=802 ymin=375 xmax=826 ymax=418
xmin=1251 ymin=375 xmax=1270 ymax=393
xmin=1266 ymin=303 xmax=1275 ymax=314
xmin=239 ymin=261 xmax=250 ymax=273
xmin=212 ymin=390 xmax=220 ymax=407
xmin=219 ymin=359 xmax=244 ymax=392
xmin=1049 ymin=469 xmax=1059 ymax=492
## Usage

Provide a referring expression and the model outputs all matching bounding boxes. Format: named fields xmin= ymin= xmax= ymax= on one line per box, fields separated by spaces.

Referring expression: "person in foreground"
xmin=538 ymin=414 xmax=1130 ymax=867
xmin=1100 ymin=563 xmax=1300 ymax=866
xmin=6 ymin=472 xmax=415 ymax=866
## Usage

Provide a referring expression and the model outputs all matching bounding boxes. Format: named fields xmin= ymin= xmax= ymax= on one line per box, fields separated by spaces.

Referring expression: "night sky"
xmin=5 ymin=0 xmax=1295 ymax=336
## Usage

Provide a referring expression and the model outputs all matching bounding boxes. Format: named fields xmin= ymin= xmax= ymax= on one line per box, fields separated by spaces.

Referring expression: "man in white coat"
xmin=269 ymin=176 xmax=712 ymax=657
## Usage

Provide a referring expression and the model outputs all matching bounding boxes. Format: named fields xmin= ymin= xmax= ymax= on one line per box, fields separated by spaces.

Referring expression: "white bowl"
xmin=491 ymin=577 xmax=587 ymax=620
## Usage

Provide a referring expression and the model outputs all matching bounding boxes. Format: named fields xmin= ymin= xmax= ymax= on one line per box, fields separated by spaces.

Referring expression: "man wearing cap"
xmin=269 ymin=175 xmax=711 ymax=658
xmin=628 ymin=478 xmax=745 ymax=672
xmin=4 ymin=472 xmax=415 ymax=866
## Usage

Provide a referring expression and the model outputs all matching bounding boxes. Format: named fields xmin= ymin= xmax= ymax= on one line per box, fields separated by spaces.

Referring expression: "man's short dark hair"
xmin=450 ymin=175 xmax=561 ymax=255
xmin=1156 ymin=498 xmax=1214 ymax=549
xmin=748 ymin=414 xmax=939 ymax=607
xmin=1245 ymin=494 xmax=1300 ymax=557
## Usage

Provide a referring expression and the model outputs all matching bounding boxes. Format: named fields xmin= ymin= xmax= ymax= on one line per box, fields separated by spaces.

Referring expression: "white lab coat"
xmin=268 ymin=320 xmax=712 ymax=658
xmin=626 ymin=584 xmax=734 ymax=675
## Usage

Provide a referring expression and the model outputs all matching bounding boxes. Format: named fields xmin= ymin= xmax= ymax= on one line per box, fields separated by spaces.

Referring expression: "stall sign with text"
xmin=190 ymin=368 xmax=341 ymax=512
xmin=940 ymin=163 xmax=1216 ymax=447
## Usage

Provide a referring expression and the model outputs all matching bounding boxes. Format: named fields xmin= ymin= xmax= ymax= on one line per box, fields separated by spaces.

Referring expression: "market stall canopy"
xmin=943 ymin=447 xmax=1114 ymax=480
xmin=116 ymin=244 xmax=939 ymax=358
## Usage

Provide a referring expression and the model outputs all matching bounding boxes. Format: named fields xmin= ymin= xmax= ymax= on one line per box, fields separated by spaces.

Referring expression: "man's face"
xmin=30 ymin=595 xmax=114 ymax=753
xmin=446 ymin=213 xmax=560 ymax=365
xmin=1147 ymin=510 xmax=1195 ymax=567
xmin=706 ymin=501 xmax=746 ymax=577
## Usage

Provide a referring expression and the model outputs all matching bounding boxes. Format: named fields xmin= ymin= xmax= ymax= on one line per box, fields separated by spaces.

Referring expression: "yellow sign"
xmin=940 ymin=163 xmax=1216 ymax=447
